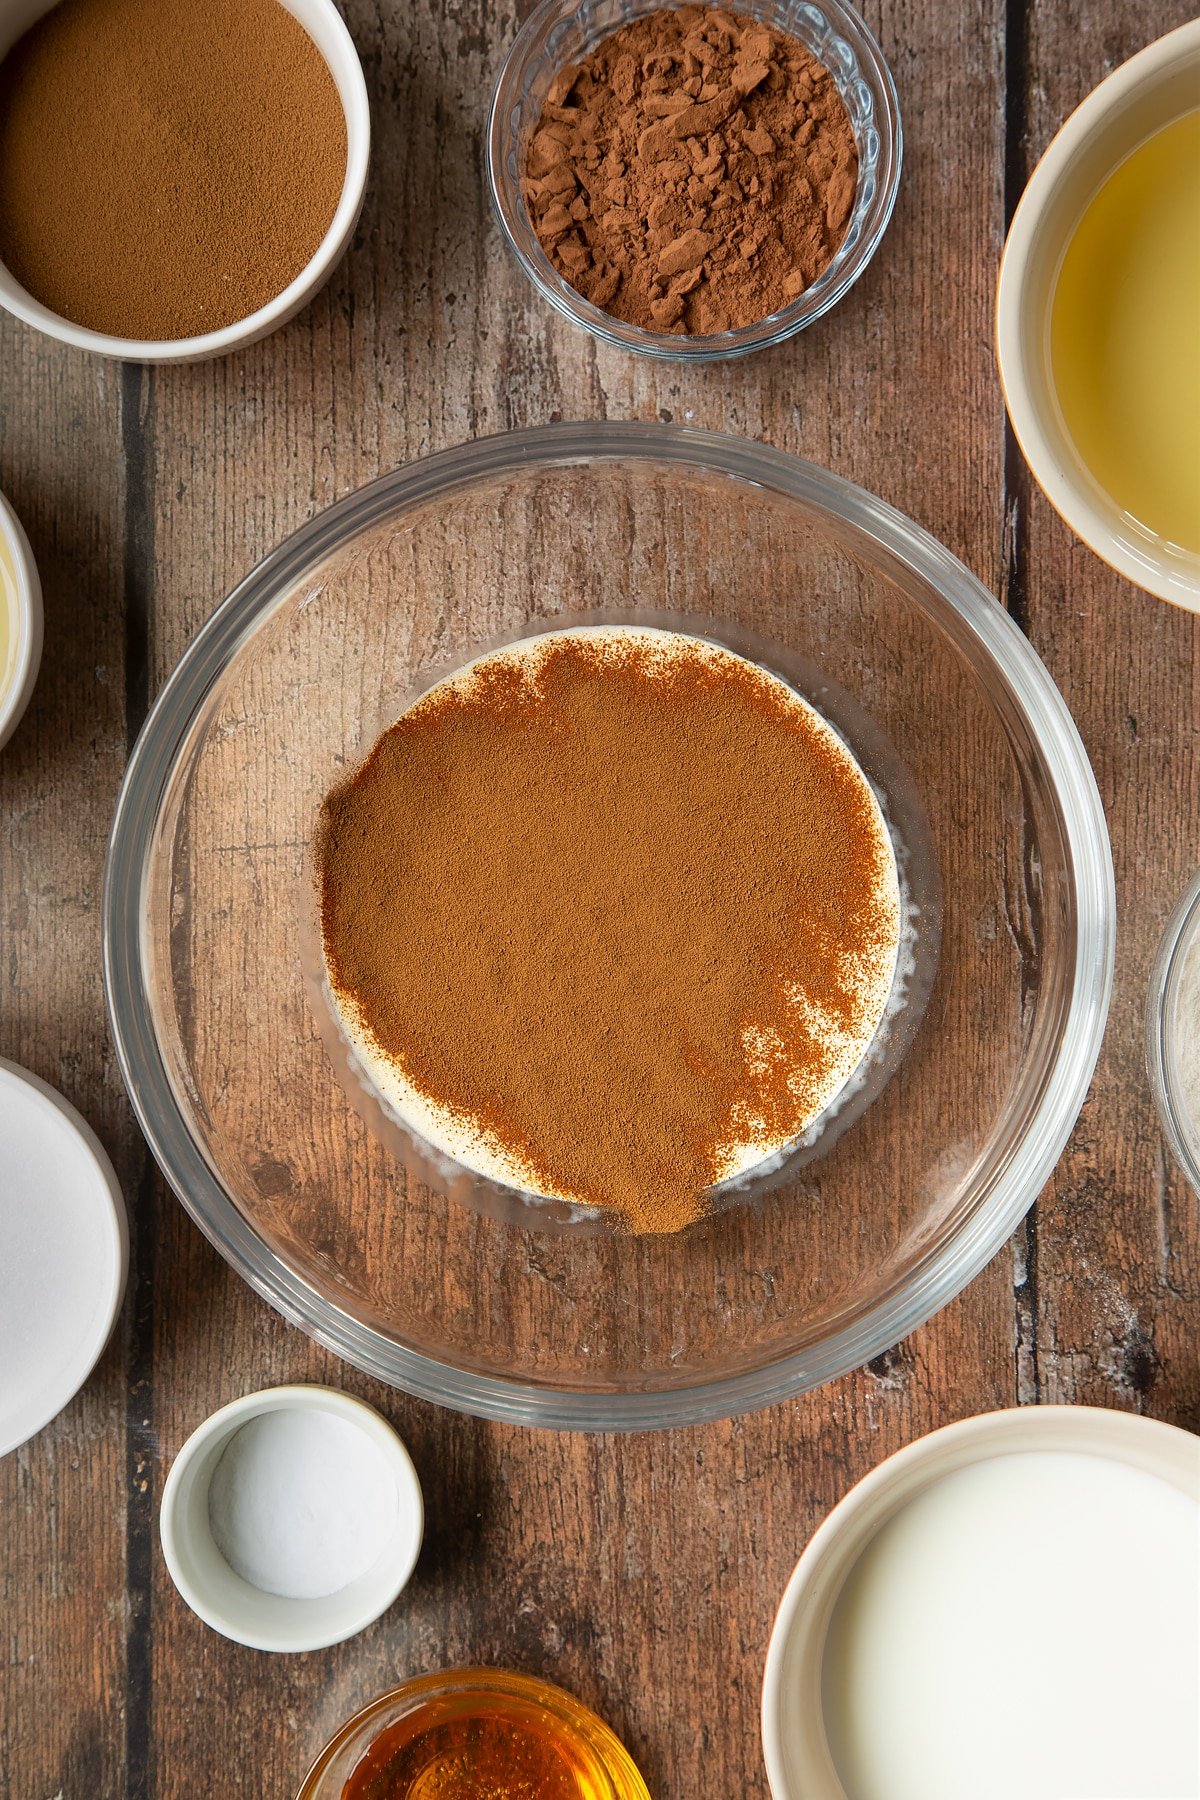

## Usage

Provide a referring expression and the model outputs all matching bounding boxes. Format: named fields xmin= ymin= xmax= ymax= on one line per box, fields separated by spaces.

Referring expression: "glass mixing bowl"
xmin=1147 ymin=865 xmax=1200 ymax=1195
xmin=103 ymin=425 xmax=1114 ymax=1428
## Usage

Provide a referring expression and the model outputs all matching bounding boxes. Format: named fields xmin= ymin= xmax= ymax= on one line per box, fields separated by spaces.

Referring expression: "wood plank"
xmin=1014 ymin=0 xmax=1200 ymax=1430
xmin=1 ymin=0 xmax=1193 ymax=1796
xmin=136 ymin=1 xmax=1012 ymax=1796
xmin=0 ymin=340 xmax=138 ymax=1798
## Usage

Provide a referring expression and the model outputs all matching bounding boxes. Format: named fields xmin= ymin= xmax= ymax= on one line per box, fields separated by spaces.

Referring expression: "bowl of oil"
xmin=0 ymin=489 xmax=42 ymax=750
xmin=296 ymin=1669 xmax=650 ymax=1800
xmin=997 ymin=20 xmax=1200 ymax=611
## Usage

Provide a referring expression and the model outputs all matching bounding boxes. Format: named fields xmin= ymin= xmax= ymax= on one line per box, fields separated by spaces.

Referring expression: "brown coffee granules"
xmin=317 ymin=631 xmax=899 ymax=1235
xmin=523 ymin=5 xmax=859 ymax=335
xmin=0 ymin=0 xmax=347 ymax=340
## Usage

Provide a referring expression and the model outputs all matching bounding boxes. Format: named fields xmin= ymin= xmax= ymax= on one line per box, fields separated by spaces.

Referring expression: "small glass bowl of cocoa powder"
xmin=488 ymin=0 xmax=901 ymax=360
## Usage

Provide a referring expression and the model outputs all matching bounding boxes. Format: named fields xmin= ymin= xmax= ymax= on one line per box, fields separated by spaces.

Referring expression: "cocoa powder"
xmin=0 ymin=0 xmax=347 ymax=340
xmin=317 ymin=632 xmax=898 ymax=1236
xmin=523 ymin=5 xmax=859 ymax=335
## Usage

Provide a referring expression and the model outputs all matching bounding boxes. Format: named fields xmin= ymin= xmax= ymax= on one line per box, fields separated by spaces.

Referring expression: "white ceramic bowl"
xmin=762 ymin=1405 xmax=1200 ymax=1799
xmin=159 ymin=1384 xmax=424 ymax=1653
xmin=0 ymin=487 xmax=42 ymax=750
xmin=997 ymin=20 xmax=1200 ymax=610
xmin=0 ymin=1058 xmax=128 ymax=1456
xmin=0 ymin=0 xmax=370 ymax=363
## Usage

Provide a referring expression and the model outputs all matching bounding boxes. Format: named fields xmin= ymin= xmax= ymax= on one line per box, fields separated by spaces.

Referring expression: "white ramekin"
xmin=997 ymin=20 xmax=1200 ymax=611
xmin=761 ymin=1405 xmax=1200 ymax=1799
xmin=0 ymin=488 xmax=42 ymax=750
xmin=159 ymin=1384 xmax=424 ymax=1653
xmin=0 ymin=0 xmax=370 ymax=363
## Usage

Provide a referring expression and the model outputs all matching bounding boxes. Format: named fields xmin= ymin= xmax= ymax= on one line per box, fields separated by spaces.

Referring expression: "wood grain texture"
xmin=0 ymin=349 xmax=142 ymax=1798
xmin=1011 ymin=0 xmax=1200 ymax=1429
xmin=0 ymin=2 xmax=1195 ymax=1798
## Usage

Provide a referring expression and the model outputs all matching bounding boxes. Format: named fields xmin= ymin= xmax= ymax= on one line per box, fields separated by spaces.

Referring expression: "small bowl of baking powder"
xmin=488 ymin=0 xmax=901 ymax=359
xmin=159 ymin=1384 xmax=424 ymax=1652
xmin=1147 ymin=865 xmax=1200 ymax=1195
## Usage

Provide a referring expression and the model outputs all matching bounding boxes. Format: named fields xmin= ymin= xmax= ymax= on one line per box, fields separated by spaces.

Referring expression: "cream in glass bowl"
xmin=103 ymin=424 xmax=1114 ymax=1429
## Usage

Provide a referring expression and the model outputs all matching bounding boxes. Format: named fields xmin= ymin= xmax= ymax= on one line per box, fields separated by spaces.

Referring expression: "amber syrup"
xmin=338 ymin=1671 xmax=649 ymax=1800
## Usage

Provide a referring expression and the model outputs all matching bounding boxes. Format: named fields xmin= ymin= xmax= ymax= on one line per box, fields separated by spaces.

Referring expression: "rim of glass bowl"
xmin=102 ymin=423 xmax=1115 ymax=1430
xmin=296 ymin=1669 xmax=651 ymax=1800
xmin=486 ymin=0 xmax=902 ymax=362
xmin=1146 ymin=866 xmax=1200 ymax=1196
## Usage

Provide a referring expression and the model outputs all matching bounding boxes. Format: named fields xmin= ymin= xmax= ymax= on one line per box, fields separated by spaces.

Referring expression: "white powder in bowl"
xmin=207 ymin=1408 xmax=398 ymax=1600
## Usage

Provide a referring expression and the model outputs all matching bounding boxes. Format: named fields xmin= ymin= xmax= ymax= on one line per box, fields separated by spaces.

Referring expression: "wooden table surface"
xmin=2 ymin=2 xmax=1197 ymax=1795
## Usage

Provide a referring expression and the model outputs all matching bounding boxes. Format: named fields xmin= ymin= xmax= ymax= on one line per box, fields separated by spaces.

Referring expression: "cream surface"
xmin=324 ymin=627 xmax=901 ymax=1203
xmin=823 ymin=1450 xmax=1200 ymax=1800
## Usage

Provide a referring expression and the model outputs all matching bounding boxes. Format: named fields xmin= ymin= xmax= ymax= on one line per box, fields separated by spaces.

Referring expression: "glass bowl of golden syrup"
xmin=296 ymin=1669 xmax=651 ymax=1800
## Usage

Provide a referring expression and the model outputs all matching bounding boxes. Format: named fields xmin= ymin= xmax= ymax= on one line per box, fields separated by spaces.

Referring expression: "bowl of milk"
xmin=762 ymin=1405 xmax=1200 ymax=1800
xmin=997 ymin=20 xmax=1200 ymax=610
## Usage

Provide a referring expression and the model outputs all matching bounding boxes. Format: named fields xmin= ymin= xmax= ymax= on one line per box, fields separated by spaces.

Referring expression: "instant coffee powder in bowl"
xmin=103 ymin=424 xmax=1113 ymax=1430
xmin=0 ymin=0 xmax=370 ymax=361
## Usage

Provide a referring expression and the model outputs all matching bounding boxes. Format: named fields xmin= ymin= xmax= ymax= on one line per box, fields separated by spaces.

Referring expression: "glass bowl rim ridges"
xmin=102 ymin=421 xmax=1115 ymax=1430
xmin=485 ymin=0 xmax=903 ymax=362
xmin=1146 ymin=864 xmax=1200 ymax=1194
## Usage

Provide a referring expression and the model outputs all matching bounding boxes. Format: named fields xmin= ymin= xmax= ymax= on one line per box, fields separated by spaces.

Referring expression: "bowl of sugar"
xmin=159 ymin=1385 xmax=424 ymax=1652
xmin=997 ymin=20 xmax=1200 ymax=609
xmin=0 ymin=0 xmax=370 ymax=362
xmin=763 ymin=1405 xmax=1200 ymax=1800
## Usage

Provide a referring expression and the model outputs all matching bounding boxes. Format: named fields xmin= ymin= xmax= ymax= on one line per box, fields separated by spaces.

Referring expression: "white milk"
xmin=823 ymin=1449 xmax=1200 ymax=1800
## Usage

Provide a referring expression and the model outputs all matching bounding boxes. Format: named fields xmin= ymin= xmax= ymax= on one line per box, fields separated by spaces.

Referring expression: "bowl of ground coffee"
xmin=0 ymin=0 xmax=369 ymax=361
xmin=488 ymin=0 xmax=901 ymax=358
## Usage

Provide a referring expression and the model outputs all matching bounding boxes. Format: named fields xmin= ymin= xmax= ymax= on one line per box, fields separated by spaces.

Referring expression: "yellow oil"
xmin=1050 ymin=108 xmax=1200 ymax=555
xmin=0 ymin=530 xmax=15 ymax=704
